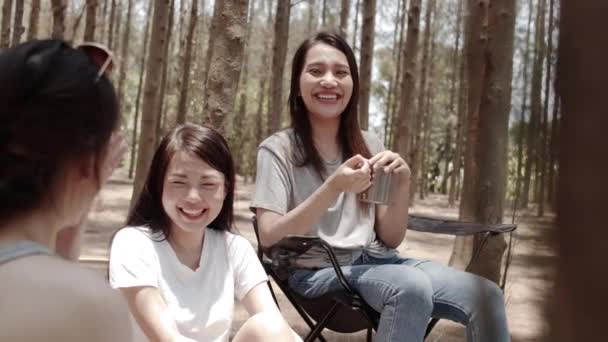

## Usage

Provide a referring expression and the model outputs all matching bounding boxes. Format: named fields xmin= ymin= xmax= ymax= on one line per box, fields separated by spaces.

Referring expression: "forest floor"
xmin=81 ymin=169 xmax=555 ymax=341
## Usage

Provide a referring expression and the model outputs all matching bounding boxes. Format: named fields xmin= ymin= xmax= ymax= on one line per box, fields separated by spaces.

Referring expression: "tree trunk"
xmin=538 ymin=0 xmax=555 ymax=217
xmin=358 ymin=0 xmax=376 ymax=131
xmin=450 ymin=0 xmax=489 ymax=270
xmin=513 ymin=0 xmax=534 ymax=212
xmin=117 ymin=0 xmax=133 ymax=115
xmin=131 ymin=0 xmax=171 ymax=207
xmin=201 ymin=0 xmax=221 ymax=114
xmin=446 ymin=0 xmax=463 ymax=203
xmin=112 ymin=1 xmax=122 ymax=56
xmin=27 ymin=0 xmax=41 ymax=40
xmin=321 ymin=0 xmax=327 ymax=28
xmin=107 ymin=0 xmax=116 ymax=49
xmin=128 ymin=0 xmax=153 ymax=179
xmin=547 ymin=95 xmax=559 ymax=208
xmin=451 ymin=0 xmax=516 ymax=284
xmin=10 ymin=0 xmax=24 ymax=46
xmin=1 ymin=0 xmax=13 ymax=48
xmin=339 ymin=0 xmax=349 ymax=38
xmin=176 ymin=0 xmax=199 ymax=125
xmin=202 ymin=0 xmax=249 ymax=135
xmin=521 ymin=0 xmax=546 ymax=209
xmin=393 ymin=0 xmax=421 ymax=166
xmin=386 ymin=0 xmax=408 ymax=148
xmin=448 ymin=53 xmax=467 ymax=207
xmin=383 ymin=0 xmax=405 ymax=146
xmin=231 ymin=0 xmax=255 ymax=175
xmin=352 ymin=0 xmax=360 ymax=52
xmin=266 ymin=0 xmax=290 ymax=135
xmin=155 ymin=0 xmax=175 ymax=144
xmin=551 ymin=1 xmax=608 ymax=340
xmin=70 ymin=3 xmax=87 ymax=41
xmin=307 ymin=0 xmax=316 ymax=35
xmin=419 ymin=16 xmax=438 ymax=200
xmin=411 ymin=0 xmax=435 ymax=201
xmin=50 ymin=0 xmax=66 ymax=39
xmin=84 ymin=0 xmax=97 ymax=41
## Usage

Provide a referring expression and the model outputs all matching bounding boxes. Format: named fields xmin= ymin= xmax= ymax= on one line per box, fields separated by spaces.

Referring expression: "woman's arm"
xmin=238 ymin=283 xmax=301 ymax=342
xmin=120 ymin=286 xmax=196 ymax=342
xmin=370 ymin=151 xmax=412 ymax=249
xmin=257 ymin=154 xmax=372 ymax=247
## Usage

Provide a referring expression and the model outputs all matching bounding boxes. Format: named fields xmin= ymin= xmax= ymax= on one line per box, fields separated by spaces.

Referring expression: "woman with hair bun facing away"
xmin=0 ymin=40 xmax=131 ymax=341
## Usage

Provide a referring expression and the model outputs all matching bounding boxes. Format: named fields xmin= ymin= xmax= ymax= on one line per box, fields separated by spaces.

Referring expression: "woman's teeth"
xmin=317 ymin=94 xmax=338 ymax=100
xmin=180 ymin=208 xmax=203 ymax=217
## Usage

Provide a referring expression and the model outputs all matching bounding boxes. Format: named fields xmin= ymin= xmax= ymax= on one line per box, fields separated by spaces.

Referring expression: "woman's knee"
xmin=368 ymin=266 xmax=434 ymax=311
xmin=233 ymin=311 xmax=298 ymax=342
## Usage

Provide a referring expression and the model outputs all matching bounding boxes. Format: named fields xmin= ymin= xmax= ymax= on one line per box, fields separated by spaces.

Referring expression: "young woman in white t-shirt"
xmin=109 ymin=124 xmax=298 ymax=342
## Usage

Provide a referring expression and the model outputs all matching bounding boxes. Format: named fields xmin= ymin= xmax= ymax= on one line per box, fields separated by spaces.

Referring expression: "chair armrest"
xmin=408 ymin=214 xmax=517 ymax=236
xmin=270 ymin=235 xmax=359 ymax=297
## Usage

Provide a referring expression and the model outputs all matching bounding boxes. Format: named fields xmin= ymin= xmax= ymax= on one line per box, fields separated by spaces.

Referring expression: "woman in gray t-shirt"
xmin=251 ymin=32 xmax=509 ymax=342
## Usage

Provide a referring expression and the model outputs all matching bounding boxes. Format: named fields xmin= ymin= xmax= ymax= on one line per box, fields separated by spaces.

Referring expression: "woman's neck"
xmin=0 ymin=210 xmax=60 ymax=249
xmin=168 ymin=228 xmax=204 ymax=270
xmin=310 ymin=117 xmax=341 ymax=161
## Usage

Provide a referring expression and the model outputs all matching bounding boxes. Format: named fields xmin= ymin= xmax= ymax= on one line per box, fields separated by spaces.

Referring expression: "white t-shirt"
xmin=109 ymin=226 xmax=268 ymax=342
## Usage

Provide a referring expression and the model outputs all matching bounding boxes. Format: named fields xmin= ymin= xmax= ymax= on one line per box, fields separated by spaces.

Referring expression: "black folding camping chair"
xmin=252 ymin=214 xmax=517 ymax=342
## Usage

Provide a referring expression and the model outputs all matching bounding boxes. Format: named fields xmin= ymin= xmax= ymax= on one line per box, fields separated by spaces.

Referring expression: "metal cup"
xmin=358 ymin=168 xmax=394 ymax=205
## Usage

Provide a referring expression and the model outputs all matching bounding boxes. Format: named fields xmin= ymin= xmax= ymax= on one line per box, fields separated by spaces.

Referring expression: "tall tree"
xmin=26 ymin=0 xmax=41 ymax=40
xmin=155 ymin=0 xmax=175 ymax=143
xmin=351 ymin=0 xmax=360 ymax=51
xmin=538 ymin=0 xmax=555 ymax=217
xmin=419 ymin=6 xmax=438 ymax=199
xmin=267 ymin=0 xmax=290 ymax=135
xmin=84 ymin=0 xmax=97 ymax=41
xmin=0 ymin=0 xmax=13 ymax=48
xmin=107 ymin=0 xmax=117 ymax=49
xmin=358 ymin=0 xmax=376 ymax=130
xmin=131 ymin=0 xmax=171 ymax=206
xmin=202 ymin=0 xmax=222 ymax=107
xmin=117 ymin=0 xmax=133 ymax=113
xmin=10 ymin=0 xmax=24 ymax=46
xmin=410 ymin=0 xmax=435 ymax=201
xmin=175 ymin=0 xmax=199 ymax=125
xmin=385 ymin=0 xmax=408 ymax=148
xmin=513 ymin=0 xmax=534 ymax=213
xmin=306 ymin=0 xmax=316 ymax=35
xmin=551 ymin=1 xmax=608 ymax=340
xmin=128 ymin=0 xmax=153 ymax=179
xmin=521 ymin=0 xmax=546 ymax=208
xmin=202 ymin=0 xmax=249 ymax=134
xmin=451 ymin=0 xmax=517 ymax=284
xmin=448 ymin=0 xmax=465 ymax=206
xmin=51 ymin=0 xmax=67 ymax=39
xmin=393 ymin=0 xmax=422 ymax=165
xmin=339 ymin=0 xmax=350 ymax=38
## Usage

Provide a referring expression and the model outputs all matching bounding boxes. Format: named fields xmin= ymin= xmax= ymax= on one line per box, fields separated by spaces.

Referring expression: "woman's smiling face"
xmin=161 ymin=151 xmax=226 ymax=235
xmin=299 ymin=43 xmax=353 ymax=123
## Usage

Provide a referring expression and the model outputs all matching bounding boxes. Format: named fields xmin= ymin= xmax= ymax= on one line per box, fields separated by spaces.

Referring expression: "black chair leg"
xmin=366 ymin=327 xmax=373 ymax=342
xmin=305 ymin=302 xmax=340 ymax=342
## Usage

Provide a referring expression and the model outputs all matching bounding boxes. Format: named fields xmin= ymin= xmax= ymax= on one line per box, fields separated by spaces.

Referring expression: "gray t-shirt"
xmin=250 ymin=128 xmax=396 ymax=268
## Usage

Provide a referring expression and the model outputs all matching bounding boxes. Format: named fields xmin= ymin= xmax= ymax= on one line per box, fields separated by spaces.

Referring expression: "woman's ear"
xmin=76 ymin=154 xmax=97 ymax=181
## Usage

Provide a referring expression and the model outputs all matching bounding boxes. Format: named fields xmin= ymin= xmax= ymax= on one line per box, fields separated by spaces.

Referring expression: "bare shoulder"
xmin=0 ymin=256 xmax=132 ymax=342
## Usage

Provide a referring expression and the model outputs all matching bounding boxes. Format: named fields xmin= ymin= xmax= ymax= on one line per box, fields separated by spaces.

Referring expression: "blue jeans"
xmin=288 ymin=251 xmax=509 ymax=342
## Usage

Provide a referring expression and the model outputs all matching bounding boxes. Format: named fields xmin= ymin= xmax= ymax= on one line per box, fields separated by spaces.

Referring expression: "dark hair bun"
xmin=0 ymin=39 xmax=119 ymax=222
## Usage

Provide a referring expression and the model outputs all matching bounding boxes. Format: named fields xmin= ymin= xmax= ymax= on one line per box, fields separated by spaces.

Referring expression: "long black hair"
xmin=0 ymin=39 xmax=119 ymax=223
xmin=287 ymin=32 xmax=371 ymax=179
xmin=126 ymin=124 xmax=235 ymax=240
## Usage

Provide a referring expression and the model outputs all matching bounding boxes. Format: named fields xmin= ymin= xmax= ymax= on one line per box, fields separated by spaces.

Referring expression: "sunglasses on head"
xmin=76 ymin=42 xmax=114 ymax=81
